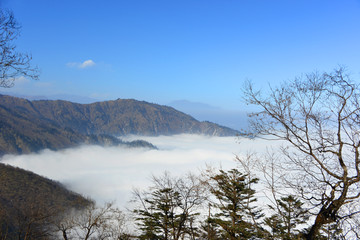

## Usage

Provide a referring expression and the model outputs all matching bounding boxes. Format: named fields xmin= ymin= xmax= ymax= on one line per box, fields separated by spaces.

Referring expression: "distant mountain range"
xmin=0 ymin=92 xmax=99 ymax=104
xmin=168 ymin=100 xmax=248 ymax=131
xmin=0 ymin=95 xmax=239 ymax=155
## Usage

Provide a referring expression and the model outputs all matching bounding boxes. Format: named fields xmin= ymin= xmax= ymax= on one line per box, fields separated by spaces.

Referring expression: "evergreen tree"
xmin=264 ymin=195 xmax=309 ymax=239
xmin=133 ymin=172 xmax=206 ymax=240
xmin=264 ymin=214 xmax=285 ymax=239
xmin=208 ymin=169 xmax=265 ymax=239
xmin=318 ymin=222 xmax=345 ymax=240
xmin=134 ymin=188 xmax=182 ymax=240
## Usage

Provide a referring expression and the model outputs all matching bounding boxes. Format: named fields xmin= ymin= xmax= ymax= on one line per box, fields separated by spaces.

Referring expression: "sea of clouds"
xmin=0 ymin=134 xmax=278 ymax=208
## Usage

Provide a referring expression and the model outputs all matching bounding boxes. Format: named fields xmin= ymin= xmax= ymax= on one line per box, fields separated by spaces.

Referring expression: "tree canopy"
xmin=243 ymin=67 xmax=360 ymax=239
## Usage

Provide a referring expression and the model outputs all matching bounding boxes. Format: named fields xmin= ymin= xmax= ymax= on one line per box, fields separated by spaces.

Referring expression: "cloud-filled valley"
xmin=0 ymin=134 xmax=275 ymax=208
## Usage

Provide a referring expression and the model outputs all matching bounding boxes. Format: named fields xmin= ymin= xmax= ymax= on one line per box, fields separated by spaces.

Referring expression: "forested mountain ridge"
xmin=0 ymin=95 xmax=238 ymax=155
xmin=23 ymin=97 xmax=238 ymax=136
xmin=0 ymin=163 xmax=90 ymax=210
xmin=0 ymin=163 xmax=91 ymax=239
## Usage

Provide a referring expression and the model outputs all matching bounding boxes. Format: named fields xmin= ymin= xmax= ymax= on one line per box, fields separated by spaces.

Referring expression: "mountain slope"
xmin=0 ymin=95 xmax=239 ymax=154
xmin=0 ymin=163 xmax=90 ymax=239
xmin=27 ymin=98 xmax=239 ymax=136
xmin=0 ymin=101 xmax=85 ymax=155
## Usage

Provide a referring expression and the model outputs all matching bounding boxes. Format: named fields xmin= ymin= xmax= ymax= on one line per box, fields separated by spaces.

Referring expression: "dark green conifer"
xmin=265 ymin=195 xmax=309 ymax=239
xmin=208 ymin=169 xmax=265 ymax=239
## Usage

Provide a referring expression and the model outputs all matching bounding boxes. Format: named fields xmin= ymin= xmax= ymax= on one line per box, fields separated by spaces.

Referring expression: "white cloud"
xmin=67 ymin=59 xmax=96 ymax=69
xmin=0 ymin=135 xmax=278 ymax=208
xmin=79 ymin=60 xmax=95 ymax=69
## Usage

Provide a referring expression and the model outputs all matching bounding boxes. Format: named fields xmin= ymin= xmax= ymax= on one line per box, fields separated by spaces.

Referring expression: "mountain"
xmin=0 ymin=92 xmax=98 ymax=104
xmin=0 ymin=163 xmax=91 ymax=239
xmin=168 ymin=100 xmax=248 ymax=131
xmin=0 ymin=96 xmax=157 ymax=155
xmin=0 ymin=95 xmax=239 ymax=155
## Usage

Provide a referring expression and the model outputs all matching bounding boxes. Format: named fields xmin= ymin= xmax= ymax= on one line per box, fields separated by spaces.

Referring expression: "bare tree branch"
xmin=0 ymin=9 xmax=39 ymax=88
xmin=243 ymin=67 xmax=360 ymax=239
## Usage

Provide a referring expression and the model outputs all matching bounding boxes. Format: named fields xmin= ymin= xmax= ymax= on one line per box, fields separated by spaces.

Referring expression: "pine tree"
xmin=264 ymin=195 xmax=309 ymax=239
xmin=134 ymin=188 xmax=182 ymax=240
xmin=208 ymin=169 xmax=265 ymax=239
xmin=133 ymin=172 xmax=206 ymax=240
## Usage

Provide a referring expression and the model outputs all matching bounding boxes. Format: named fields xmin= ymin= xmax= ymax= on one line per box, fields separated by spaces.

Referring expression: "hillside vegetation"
xmin=0 ymin=95 xmax=238 ymax=155
xmin=0 ymin=163 xmax=90 ymax=239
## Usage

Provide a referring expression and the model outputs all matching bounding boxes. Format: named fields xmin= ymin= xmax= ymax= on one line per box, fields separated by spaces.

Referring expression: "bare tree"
xmin=54 ymin=202 xmax=130 ymax=240
xmin=243 ymin=67 xmax=360 ymax=239
xmin=0 ymin=193 xmax=64 ymax=240
xmin=0 ymin=9 xmax=39 ymax=87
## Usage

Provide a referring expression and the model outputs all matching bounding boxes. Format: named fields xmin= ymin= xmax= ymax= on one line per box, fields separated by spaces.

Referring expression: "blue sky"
xmin=1 ymin=0 xmax=360 ymax=111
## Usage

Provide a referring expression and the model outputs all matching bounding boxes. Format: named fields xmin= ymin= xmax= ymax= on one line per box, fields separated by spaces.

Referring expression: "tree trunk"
xmin=62 ymin=229 xmax=69 ymax=240
xmin=305 ymin=202 xmax=339 ymax=240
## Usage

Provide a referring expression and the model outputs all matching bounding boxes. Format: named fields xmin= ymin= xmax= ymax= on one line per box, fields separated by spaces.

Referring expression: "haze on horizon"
xmin=1 ymin=0 xmax=359 ymax=113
